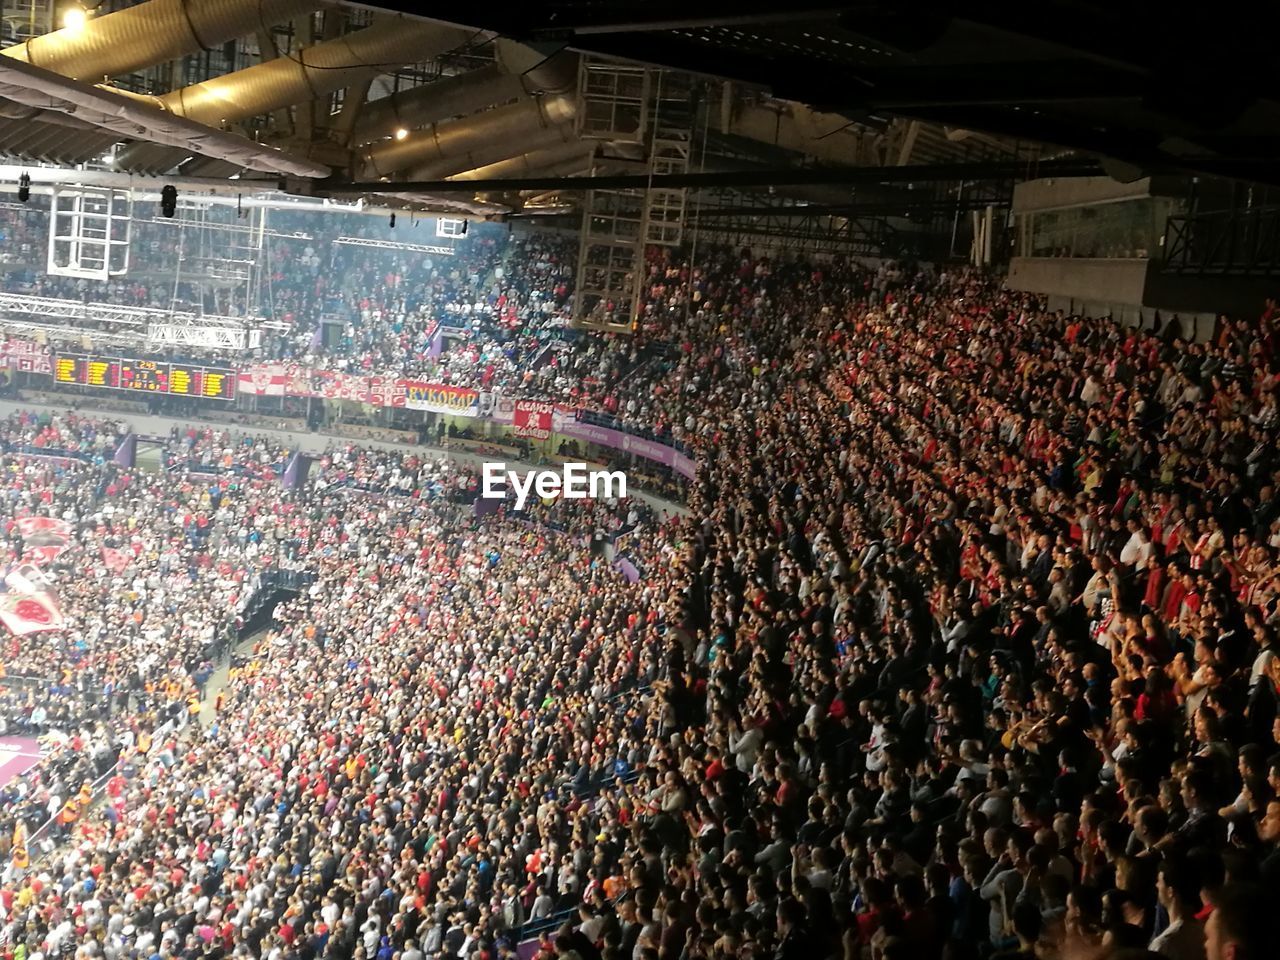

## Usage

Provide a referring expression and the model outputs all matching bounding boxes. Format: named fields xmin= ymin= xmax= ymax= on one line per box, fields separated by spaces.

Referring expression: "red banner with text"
xmin=512 ymin=400 xmax=554 ymax=440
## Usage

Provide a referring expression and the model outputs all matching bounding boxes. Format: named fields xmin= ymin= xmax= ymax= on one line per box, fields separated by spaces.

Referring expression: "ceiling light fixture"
xmin=61 ymin=4 xmax=88 ymax=31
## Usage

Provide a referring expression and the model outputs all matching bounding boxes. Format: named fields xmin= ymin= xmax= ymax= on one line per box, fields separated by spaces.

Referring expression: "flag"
xmin=474 ymin=494 xmax=502 ymax=517
xmin=237 ymin=363 xmax=290 ymax=396
xmin=0 ymin=563 xmax=65 ymax=636
xmin=282 ymin=450 xmax=312 ymax=490
xmin=15 ymin=516 xmax=74 ymax=566
xmin=112 ymin=433 xmax=137 ymax=469
xmin=101 ymin=547 xmax=131 ymax=574
xmin=10 ymin=821 xmax=28 ymax=870
xmin=14 ymin=517 xmax=72 ymax=539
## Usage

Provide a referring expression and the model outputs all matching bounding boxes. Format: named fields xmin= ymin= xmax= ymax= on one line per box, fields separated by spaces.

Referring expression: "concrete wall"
xmin=1042 ymin=294 xmax=1216 ymax=342
xmin=1010 ymin=255 xmax=1274 ymax=340
xmin=1012 ymin=176 xmax=1152 ymax=213
xmin=1007 ymin=257 xmax=1153 ymax=304
xmin=1144 ymin=272 xmax=1278 ymax=319
xmin=1011 ymin=174 xmax=1187 ymax=213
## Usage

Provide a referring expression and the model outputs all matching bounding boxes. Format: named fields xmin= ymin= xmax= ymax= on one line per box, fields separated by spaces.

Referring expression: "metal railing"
xmin=570 ymin=406 xmax=693 ymax=457
xmin=23 ymin=711 xmax=180 ymax=866
xmin=1161 ymin=206 xmax=1280 ymax=277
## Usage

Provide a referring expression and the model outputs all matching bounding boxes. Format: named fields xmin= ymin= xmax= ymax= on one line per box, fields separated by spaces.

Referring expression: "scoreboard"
xmin=54 ymin=354 xmax=236 ymax=401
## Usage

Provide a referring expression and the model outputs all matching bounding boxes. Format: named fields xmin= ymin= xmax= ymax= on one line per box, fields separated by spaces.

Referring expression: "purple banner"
xmin=553 ymin=419 xmax=696 ymax=480
xmin=615 ymin=557 xmax=640 ymax=583
xmin=282 ymin=450 xmax=312 ymax=490
xmin=112 ymin=433 xmax=136 ymax=469
xmin=474 ymin=493 xmax=502 ymax=517
xmin=428 ymin=324 xmax=444 ymax=359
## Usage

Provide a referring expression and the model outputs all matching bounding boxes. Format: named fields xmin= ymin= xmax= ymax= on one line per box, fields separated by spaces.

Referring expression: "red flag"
xmin=101 ymin=547 xmax=131 ymax=574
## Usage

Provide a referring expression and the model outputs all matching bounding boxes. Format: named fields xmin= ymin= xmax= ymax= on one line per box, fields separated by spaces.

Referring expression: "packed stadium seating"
xmin=0 ymin=234 xmax=1277 ymax=960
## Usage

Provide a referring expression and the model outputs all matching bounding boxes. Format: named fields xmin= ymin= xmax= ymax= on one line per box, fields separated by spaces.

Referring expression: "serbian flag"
xmin=0 ymin=563 xmax=65 ymax=636
xmin=14 ymin=517 xmax=73 ymax=566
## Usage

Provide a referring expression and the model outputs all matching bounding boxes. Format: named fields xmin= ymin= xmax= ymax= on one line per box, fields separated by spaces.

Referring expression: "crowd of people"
xmin=3 ymin=203 xmax=665 ymax=443
xmin=0 ymin=204 xmax=581 ymax=385
xmin=0 ymin=215 xmax=1275 ymax=960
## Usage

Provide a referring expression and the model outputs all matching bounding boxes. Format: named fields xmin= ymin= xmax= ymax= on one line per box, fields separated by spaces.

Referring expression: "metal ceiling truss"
xmin=691 ymin=210 xmax=926 ymax=259
xmin=323 ymin=158 xmax=1106 ymax=194
xmin=0 ymin=319 xmax=139 ymax=347
xmin=694 ymin=197 xmax=1011 ymax=219
xmin=365 ymin=2 xmax=1280 ymax=189
xmin=131 ymin=214 xmax=314 ymax=242
xmin=147 ymin=321 xmax=261 ymax=350
xmin=331 ymin=236 xmax=458 ymax=255
xmin=0 ymin=54 xmax=329 ymax=178
xmin=0 ymin=292 xmax=262 ymax=350
xmin=1161 ymin=207 xmax=1280 ymax=278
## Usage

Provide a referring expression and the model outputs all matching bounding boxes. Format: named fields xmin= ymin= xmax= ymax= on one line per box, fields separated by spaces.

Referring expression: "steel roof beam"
xmin=322 ymin=157 xmax=1103 ymax=195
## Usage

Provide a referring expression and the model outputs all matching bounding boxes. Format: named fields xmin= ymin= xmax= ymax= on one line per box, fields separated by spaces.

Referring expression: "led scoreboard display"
xmin=53 ymin=354 xmax=236 ymax=401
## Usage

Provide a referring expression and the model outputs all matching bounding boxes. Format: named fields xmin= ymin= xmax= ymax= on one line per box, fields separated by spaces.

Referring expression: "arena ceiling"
xmin=396 ymin=0 xmax=1280 ymax=187
xmin=0 ymin=0 xmax=1273 ymax=228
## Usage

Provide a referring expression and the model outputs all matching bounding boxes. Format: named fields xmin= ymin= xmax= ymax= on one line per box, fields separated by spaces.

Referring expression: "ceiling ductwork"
xmin=353 ymin=46 xmax=579 ymax=146
xmin=353 ymin=65 xmax=524 ymax=145
xmin=492 ymin=42 xmax=579 ymax=96
xmin=447 ymin=139 xmax=596 ymax=182
xmin=1 ymin=0 xmax=328 ymax=83
xmin=406 ymin=120 xmax=581 ymax=182
xmin=361 ymin=93 xmax=578 ymax=180
xmin=112 ymin=17 xmax=478 ymax=127
xmin=726 ymin=99 xmax=884 ymax=167
xmin=0 ymin=55 xmax=329 ymax=176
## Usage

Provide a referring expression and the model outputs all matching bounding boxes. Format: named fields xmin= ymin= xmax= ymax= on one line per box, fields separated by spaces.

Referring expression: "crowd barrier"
xmin=443 ymin=435 xmax=527 ymax=459
xmin=16 ymin=389 xmax=151 ymax=415
xmin=24 ymin=711 xmax=179 ymax=867
xmin=198 ymin=410 xmax=309 ymax=433
xmin=328 ymin=422 xmax=420 ymax=445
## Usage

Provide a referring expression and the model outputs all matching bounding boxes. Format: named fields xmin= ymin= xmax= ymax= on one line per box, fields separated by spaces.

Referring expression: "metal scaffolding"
xmin=168 ymin=202 xmax=269 ymax=320
xmin=331 ymin=236 xmax=457 ymax=255
xmin=1162 ymin=207 xmax=1280 ymax=277
xmin=571 ymin=188 xmax=646 ymax=332
xmin=571 ymin=59 xmax=696 ymax=331
xmin=644 ymin=134 xmax=692 ymax=247
xmin=576 ymin=56 xmax=651 ymax=143
xmin=0 ymin=292 xmax=262 ymax=351
xmin=46 ymin=186 xmax=133 ymax=281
